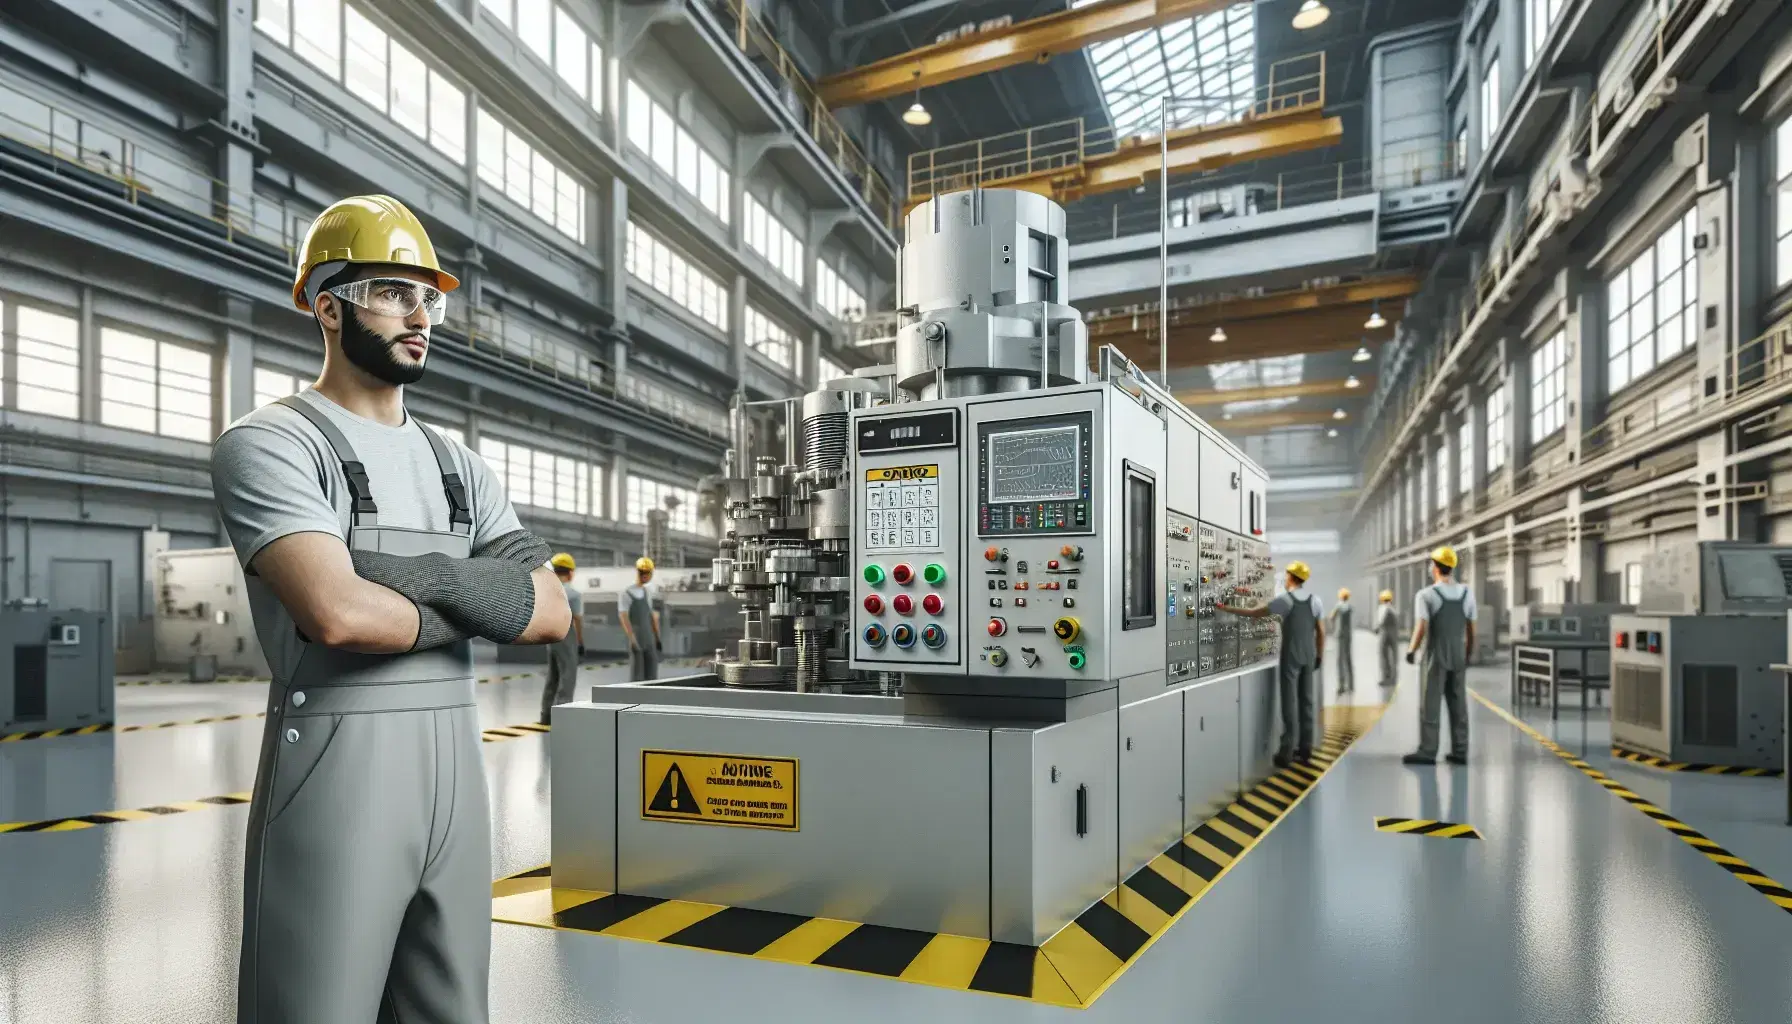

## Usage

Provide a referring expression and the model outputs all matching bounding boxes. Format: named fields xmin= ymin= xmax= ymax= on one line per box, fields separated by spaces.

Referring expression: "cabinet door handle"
xmin=1075 ymin=783 xmax=1089 ymax=838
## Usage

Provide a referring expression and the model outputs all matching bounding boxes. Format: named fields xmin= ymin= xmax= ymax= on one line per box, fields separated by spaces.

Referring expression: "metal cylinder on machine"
xmin=800 ymin=388 xmax=850 ymax=476
xmin=895 ymin=188 xmax=1089 ymax=401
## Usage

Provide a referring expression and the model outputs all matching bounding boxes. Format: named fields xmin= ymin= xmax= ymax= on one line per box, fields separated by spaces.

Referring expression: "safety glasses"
xmin=327 ymin=277 xmax=449 ymax=325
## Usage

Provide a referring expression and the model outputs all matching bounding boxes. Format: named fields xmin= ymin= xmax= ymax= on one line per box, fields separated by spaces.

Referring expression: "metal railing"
xmin=906 ymin=52 xmax=1328 ymax=204
xmin=1360 ymin=0 xmax=1718 ymax=480
xmin=1066 ymin=150 xmax=1460 ymax=243
xmin=709 ymin=0 xmax=896 ymax=231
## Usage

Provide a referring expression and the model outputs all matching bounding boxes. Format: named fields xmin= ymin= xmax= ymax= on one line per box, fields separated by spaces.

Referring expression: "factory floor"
xmin=2 ymin=641 xmax=1789 ymax=1023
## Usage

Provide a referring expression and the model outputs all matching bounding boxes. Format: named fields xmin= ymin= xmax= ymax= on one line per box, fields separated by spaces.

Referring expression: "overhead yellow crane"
xmin=904 ymin=54 xmax=1339 ymax=210
xmin=1210 ymin=409 xmax=1348 ymax=433
xmin=817 ymin=0 xmax=1237 ymax=109
xmin=1174 ymin=377 xmax=1377 ymax=406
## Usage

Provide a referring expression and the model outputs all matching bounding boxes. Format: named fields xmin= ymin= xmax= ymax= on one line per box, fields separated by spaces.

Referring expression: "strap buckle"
xmin=340 ymin=460 xmax=379 ymax=515
xmin=442 ymin=472 xmax=472 ymax=526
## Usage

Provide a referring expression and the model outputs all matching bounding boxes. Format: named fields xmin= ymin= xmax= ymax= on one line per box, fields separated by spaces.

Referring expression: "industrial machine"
xmin=1512 ymin=602 xmax=1630 ymax=645
xmin=1611 ymin=542 xmax=1792 ymax=769
xmin=153 ymin=547 xmax=268 ymax=679
xmin=552 ymin=189 xmax=1282 ymax=946
xmin=574 ymin=566 xmax=738 ymax=658
xmin=0 ymin=602 xmax=113 ymax=734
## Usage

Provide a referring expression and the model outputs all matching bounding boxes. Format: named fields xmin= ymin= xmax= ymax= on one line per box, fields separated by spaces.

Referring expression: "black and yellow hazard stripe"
xmin=0 ymin=792 xmax=252 ymax=834
xmin=493 ymin=703 xmax=1385 ymax=1006
xmin=481 ymin=721 xmax=551 ymax=744
xmin=1610 ymin=746 xmax=1782 ymax=777
xmin=1473 ymin=691 xmax=1792 ymax=916
xmin=1374 ymin=816 xmax=1482 ymax=839
xmin=2 ymin=712 xmax=270 ymax=744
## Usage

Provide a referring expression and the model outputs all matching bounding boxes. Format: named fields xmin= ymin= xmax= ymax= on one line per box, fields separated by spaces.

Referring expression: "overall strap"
xmin=276 ymin=395 xmax=378 ymax=528
xmin=413 ymin=420 xmax=473 ymax=535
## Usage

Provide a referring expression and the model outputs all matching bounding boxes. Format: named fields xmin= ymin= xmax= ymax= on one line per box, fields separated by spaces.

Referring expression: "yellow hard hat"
xmin=292 ymin=195 xmax=459 ymax=311
xmin=1379 ymin=590 xmax=1394 ymax=603
xmin=1338 ymin=588 xmax=1350 ymax=600
xmin=550 ymin=553 xmax=576 ymax=571
xmin=1431 ymin=546 xmax=1459 ymax=570
xmin=635 ymin=556 xmax=655 ymax=573
xmin=1284 ymin=561 xmax=1310 ymax=582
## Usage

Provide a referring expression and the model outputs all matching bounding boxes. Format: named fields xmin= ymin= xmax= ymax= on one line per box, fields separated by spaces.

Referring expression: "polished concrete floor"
xmin=2 ymin=640 xmax=1789 ymax=1023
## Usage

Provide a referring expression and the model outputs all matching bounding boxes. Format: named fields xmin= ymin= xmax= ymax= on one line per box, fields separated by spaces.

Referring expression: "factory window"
xmin=1078 ymin=0 xmax=1252 ymax=136
xmin=624 ymin=221 xmax=729 ymax=333
xmin=744 ymin=194 xmax=804 ymax=286
xmin=515 ymin=0 xmax=553 ymax=64
xmin=252 ymin=367 xmax=310 ymax=408
xmin=1606 ymin=207 xmax=1697 ymax=393
xmin=261 ymin=4 xmax=466 ymax=164
xmin=1775 ymin=118 xmax=1792 ymax=289
xmin=1453 ymin=125 xmax=1467 ymax=175
xmin=626 ymin=474 xmax=701 ymax=534
xmin=1529 ymin=330 xmax=1568 ymax=444
xmin=1527 ymin=0 xmax=1563 ymax=63
xmin=1623 ymin=562 xmax=1642 ymax=605
xmin=478 ymin=438 xmax=596 ymax=516
xmin=1480 ymin=56 xmax=1501 ymax=153
xmin=745 ymin=307 xmax=798 ymax=371
xmin=1433 ymin=445 xmax=1449 ymax=512
xmin=99 ymin=328 xmax=213 ymax=442
xmin=13 ymin=305 xmax=81 ymax=420
xmin=816 ymin=259 xmax=867 ymax=322
xmin=476 ymin=108 xmax=587 ymax=243
xmin=624 ymin=81 xmax=730 ymax=225
xmin=1457 ymin=422 xmax=1473 ymax=495
xmin=476 ymin=1 xmax=603 ymax=112
xmin=819 ymin=353 xmax=847 ymax=383
xmin=1485 ymin=382 xmax=1508 ymax=472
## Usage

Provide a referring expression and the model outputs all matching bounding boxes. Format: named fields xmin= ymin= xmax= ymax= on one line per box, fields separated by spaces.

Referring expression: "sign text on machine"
xmin=641 ymin=749 xmax=800 ymax=831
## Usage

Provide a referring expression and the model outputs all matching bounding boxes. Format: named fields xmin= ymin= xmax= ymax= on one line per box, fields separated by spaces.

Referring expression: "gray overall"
xmin=1377 ymin=606 xmax=1400 ymax=686
xmin=1275 ymin=594 xmax=1320 ymax=756
xmin=238 ymin=398 xmax=490 ymax=1023
xmin=1331 ymin=602 xmax=1354 ymax=692
xmin=625 ymin=584 xmax=659 ymax=681
xmin=540 ymin=582 xmax=581 ymax=719
xmin=1417 ymin=587 xmax=1471 ymax=758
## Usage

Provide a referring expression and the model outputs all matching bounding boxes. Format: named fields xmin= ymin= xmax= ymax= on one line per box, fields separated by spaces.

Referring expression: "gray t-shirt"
xmin=1268 ymin=587 xmax=1322 ymax=620
xmin=618 ymin=582 xmax=658 ymax=616
xmin=563 ymin=581 xmax=585 ymax=618
xmin=211 ymin=387 xmax=522 ymax=683
xmin=1415 ymin=582 xmax=1477 ymax=622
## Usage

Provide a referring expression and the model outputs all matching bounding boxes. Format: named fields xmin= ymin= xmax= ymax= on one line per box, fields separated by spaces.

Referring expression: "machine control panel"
xmin=976 ymin=413 xmax=1093 ymax=536
xmin=1198 ymin=526 xmax=1239 ymax=672
xmin=1236 ymin=538 xmax=1277 ymax=662
xmin=1167 ymin=511 xmax=1199 ymax=680
xmin=852 ymin=411 xmax=962 ymax=669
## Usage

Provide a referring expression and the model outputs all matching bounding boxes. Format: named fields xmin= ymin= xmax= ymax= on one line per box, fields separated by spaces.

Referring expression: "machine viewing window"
xmin=987 ymin=425 xmax=1081 ymax=503
xmin=1123 ymin=462 xmax=1156 ymax=631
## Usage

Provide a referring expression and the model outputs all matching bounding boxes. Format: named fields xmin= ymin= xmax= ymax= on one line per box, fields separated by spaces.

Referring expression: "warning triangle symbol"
xmin=647 ymin=763 xmax=704 ymax=816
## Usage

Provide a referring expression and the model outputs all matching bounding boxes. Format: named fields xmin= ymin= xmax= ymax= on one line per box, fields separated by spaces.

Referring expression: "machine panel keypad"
xmin=852 ymin=411 xmax=962 ymax=669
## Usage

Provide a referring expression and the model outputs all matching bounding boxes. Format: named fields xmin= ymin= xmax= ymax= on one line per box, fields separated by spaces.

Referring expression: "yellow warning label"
xmin=864 ymin=464 xmax=939 ymax=482
xmin=641 ymin=750 xmax=800 ymax=831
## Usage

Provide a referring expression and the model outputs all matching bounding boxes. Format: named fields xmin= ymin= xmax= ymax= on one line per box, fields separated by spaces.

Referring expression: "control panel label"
xmin=864 ymin=464 xmax=940 ymax=550
xmin=641 ymin=750 xmax=799 ymax=831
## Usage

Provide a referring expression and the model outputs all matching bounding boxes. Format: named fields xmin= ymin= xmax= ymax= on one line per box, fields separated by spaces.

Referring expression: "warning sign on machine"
xmin=640 ymin=750 xmax=800 ymax=831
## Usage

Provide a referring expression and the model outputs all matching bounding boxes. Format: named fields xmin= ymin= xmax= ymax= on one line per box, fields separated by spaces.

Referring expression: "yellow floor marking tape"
xmin=488 ymin=702 xmax=1389 ymax=1007
xmin=1473 ymin=689 xmax=1792 ymax=917
xmin=1373 ymin=817 xmax=1483 ymax=839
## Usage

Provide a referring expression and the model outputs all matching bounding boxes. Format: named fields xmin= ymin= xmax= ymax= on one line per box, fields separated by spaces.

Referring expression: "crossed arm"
xmin=251 ymin=529 xmax=571 ymax=654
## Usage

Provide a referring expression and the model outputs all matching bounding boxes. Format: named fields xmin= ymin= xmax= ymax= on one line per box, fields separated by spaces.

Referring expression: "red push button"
xmin=892 ymin=593 xmax=914 ymax=615
xmin=1615 ymin=632 xmax=1627 ymax=649
xmin=892 ymin=563 xmax=915 ymax=585
xmin=985 ymin=546 xmax=1002 ymax=562
xmin=922 ymin=593 xmax=943 ymax=615
xmin=1047 ymin=559 xmax=1060 ymax=570
xmin=987 ymin=617 xmax=1006 ymax=637
xmin=864 ymin=594 xmax=884 ymax=615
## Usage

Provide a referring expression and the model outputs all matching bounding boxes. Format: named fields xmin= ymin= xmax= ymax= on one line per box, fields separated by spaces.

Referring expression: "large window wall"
xmin=99 ymin=328 xmax=213 ymax=442
xmin=1485 ymin=382 xmax=1508 ymax=473
xmin=625 ymin=221 xmax=729 ymax=333
xmin=259 ymin=1 xmax=467 ymax=165
xmin=625 ymin=474 xmax=702 ymax=533
xmin=1776 ymin=118 xmax=1792 ymax=290
xmin=1480 ymin=56 xmax=1502 ymax=152
xmin=10 ymin=302 xmax=81 ymax=419
xmin=479 ymin=437 xmax=600 ymax=516
xmin=625 ymin=81 xmax=730 ymax=225
xmin=1605 ymin=207 xmax=1696 ymax=393
xmin=816 ymin=258 xmax=867 ymax=322
xmin=1456 ymin=422 xmax=1472 ymax=496
xmin=744 ymin=307 xmax=798 ymax=372
xmin=744 ymin=194 xmax=804 ymax=286
xmin=477 ymin=0 xmax=605 ymax=112
xmin=477 ymin=109 xmax=588 ymax=243
xmin=1529 ymin=330 xmax=1568 ymax=444
xmin=1527 ymin=0 xmax=1564 ymax=64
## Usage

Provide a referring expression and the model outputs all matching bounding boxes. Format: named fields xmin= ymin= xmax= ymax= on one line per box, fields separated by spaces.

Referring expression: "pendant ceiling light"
xmin=1292 ymin=1 xmax=1331 ymax=30
xmin=1353 ymin=343 xmax=1373 ymax=363
xmin=1364 ymin=300 xmax=1387 ymax=330
xmin=1326 ymin=427 xmax=1339 ymax=437
xmin=1332 ymin=408 xmax=1348 ymax=420
xmin=1210 ymin=325 xmax=1227 ymax=343
xmin=902 ymin=96 xmax=932 ymax=126
xmin=1345 ymin=375 xmax=1360 ymax=388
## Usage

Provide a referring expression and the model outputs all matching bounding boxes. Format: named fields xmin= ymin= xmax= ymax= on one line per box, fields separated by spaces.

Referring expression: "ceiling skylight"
xmin=1075 ymin=0 xmax=1257 ymax=139
xmin=1211 ymin=354 xmax=1304 ymax=415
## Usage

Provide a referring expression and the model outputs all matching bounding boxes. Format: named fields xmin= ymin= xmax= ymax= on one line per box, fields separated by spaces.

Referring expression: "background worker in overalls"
xmin=213 ymin=195 xmax=570 ymax=1023
xmin=1219 ymin=561 xmax=1324 ymax=766
xmin=1403 ymin=546 xmax=1475 ymax=766
xmin=1374 ymin=589 xmax=1400 ymax=687
xmin=1328 ymin=588 xmax=1355 ymax=695
xmin=540 ymin=552 xmax=586 ymax=724
xmin=620 ymin=556 xmax=662 ymax=680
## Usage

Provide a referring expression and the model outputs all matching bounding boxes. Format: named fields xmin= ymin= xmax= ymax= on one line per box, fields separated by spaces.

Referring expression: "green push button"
xmin=923 ymin=563 xmax=947 ymax=585
xmin=863 ymin=564 xmax=886 ymax=585
xmin=1066 ymin=650 xmax=1087 ymax=671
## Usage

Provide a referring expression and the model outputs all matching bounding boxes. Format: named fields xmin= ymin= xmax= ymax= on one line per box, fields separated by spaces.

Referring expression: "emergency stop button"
xmin=891 ymin=563 xmax=915 ymax=585
xmin=987 ymin=617 xmax=1007 ymax=637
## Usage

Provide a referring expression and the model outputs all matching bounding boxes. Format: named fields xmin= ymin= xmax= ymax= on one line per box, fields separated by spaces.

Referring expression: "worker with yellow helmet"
xmin=1404 ymin=545 xmax=1476 ymax=766
xmin=1373 ymin=589 xmax=1399 ymax=687
xmin=540 ymin=553 xmax=587 ymax=724
xmin=214 ymin=195 xmax=570 ymax=1021
xmin=619 ymin=555 xmax=663 ymax=680
xmin=1326 ymin=587 xmax=1355 ymax=695
xmin=1218 ymin=559 xmax=1325 ymax=766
